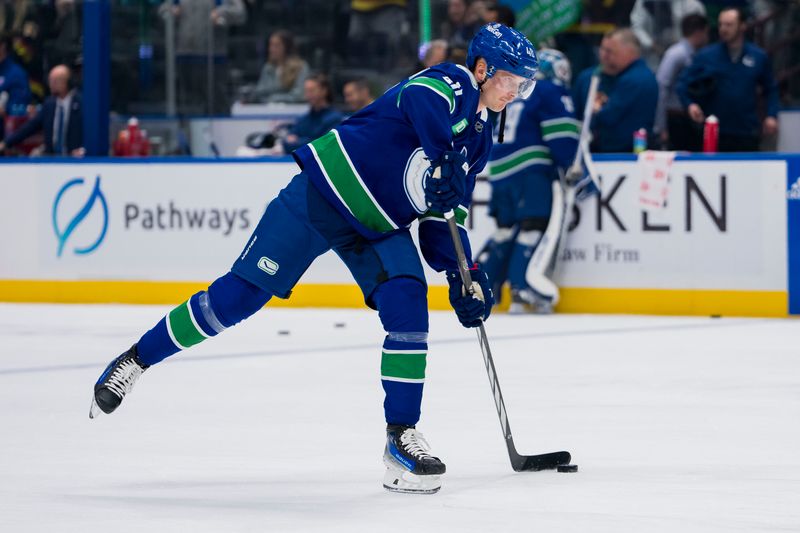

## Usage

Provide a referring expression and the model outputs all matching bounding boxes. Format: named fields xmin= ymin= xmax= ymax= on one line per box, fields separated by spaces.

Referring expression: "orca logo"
xmin=52 ymin=176 xmax=109 ymax=257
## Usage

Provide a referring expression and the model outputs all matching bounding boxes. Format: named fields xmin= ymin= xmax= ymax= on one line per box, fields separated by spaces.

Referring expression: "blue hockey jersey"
xmin=487 ymin=79 xmax=580 ymax=182
xmin=293 ymin=63 xmax=493 ymax=272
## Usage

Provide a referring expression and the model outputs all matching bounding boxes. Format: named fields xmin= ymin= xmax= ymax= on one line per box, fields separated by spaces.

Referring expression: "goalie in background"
xmin=477 ymin=48 xmax=591 ymax=314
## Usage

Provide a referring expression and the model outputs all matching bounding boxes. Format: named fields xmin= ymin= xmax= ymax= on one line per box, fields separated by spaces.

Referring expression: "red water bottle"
xmin=703 ymin=115 xmax=719 ymax=153
xmin=113 ymin=117 xmax=151 ymax=157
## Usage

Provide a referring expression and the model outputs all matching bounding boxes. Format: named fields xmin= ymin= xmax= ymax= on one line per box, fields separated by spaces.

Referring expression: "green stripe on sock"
xmin=168 ymin=302 xmax=206 ymax=348
xmin=381 ymin=351 xmax=427 ymax=380
xmin=310 ymin=131 xmax=396 ymax=233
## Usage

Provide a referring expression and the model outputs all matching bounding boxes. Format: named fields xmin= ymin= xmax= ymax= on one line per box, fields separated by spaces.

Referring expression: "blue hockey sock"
xmin=137 ymin=272 xmax=271 ymax=366
xmin=373 ymin=277 xmax=429 ymax=427
xmin=476 ymin=227 xmax=516 ymax=296
xmin=507 ymin=230 xmax=542 ymax=290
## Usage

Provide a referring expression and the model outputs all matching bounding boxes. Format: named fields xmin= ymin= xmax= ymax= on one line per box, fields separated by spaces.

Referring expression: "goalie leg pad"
xmin=523 ymin=182 xmax=567 ymax=305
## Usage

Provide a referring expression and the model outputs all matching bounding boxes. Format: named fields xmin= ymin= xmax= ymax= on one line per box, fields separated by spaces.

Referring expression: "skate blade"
xmin=382 ymin=467 xmax=441 ymax=494
xmin=88 ymin=397 xmax=101 ymax=419
xmin=508 ymin=303 xmax=531 ymax=315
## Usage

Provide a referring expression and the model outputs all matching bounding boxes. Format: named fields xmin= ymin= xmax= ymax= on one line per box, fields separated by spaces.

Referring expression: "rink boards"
xmin=0 ymin=154 xmax=798 ymax=317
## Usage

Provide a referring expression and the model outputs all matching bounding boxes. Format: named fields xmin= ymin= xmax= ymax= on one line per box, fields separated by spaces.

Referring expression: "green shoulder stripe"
xmin=396 ymin=77 xmax=456 ymax=114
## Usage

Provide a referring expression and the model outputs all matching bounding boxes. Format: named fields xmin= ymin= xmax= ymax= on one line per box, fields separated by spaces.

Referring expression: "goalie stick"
xmin=525 ymin=74 xmax=601 ymax=303
xmin=443 ymin=210 xmax=571 ymax=472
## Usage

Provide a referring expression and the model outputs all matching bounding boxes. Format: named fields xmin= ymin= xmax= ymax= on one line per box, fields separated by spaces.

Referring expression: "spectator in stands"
xmin=342 ymin=77 xmax=375 ymax=113
xmin=440 ymin=0 xmax=481 ymax=52
xmin=555 ymin=0 xmax=637 ymax=77
xmin=654 ymin=13 xmax=709 ymax=151
xmin=347 ymin=0 xmax=411 ymax=70
xmin=630 ymin=0 xmax=706 ymax=70
xmin=0 ymin=32 xmax=30 ymax=141
xmin=1 ymin=0 xmax=45 ymax=103
xmin=249 ymin=30 xmax=309 ymax=104
xmin=43 ymin=0 xmax=82 ymax=67
xmin=677 ymin=6 xmax=779 ymax=152
xmin=280 ymin=73 xmax=344 ymax=154
xmin=0 ymin=64 xmax=82 ymax=156
xmin=159 ymin=0 xmax=246 ymax=115
xmin=572 ymin=28 xmax=658 ymax=153
xmin=418 ymin=39 xmax=448 ymax=69
xmin=483 ymin=4 xmax=516 ymax=27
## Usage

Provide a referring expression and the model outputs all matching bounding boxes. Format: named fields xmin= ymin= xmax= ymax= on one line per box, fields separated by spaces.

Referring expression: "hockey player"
xmin=89 ymin=23 xmax=538 ymax=495
xmin=477 ymin=49 xmax=583 ymax=314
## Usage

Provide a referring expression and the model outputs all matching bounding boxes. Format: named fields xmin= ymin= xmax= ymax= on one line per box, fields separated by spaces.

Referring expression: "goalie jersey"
xmin=487 ymin=79 xmax=580 ymax=182
xmin=293 ymin=63 xmax=492 ymax=271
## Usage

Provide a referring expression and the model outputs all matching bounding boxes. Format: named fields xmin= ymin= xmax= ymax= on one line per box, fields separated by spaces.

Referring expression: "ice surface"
xmin=0 ymin=303 xmax=798 ymax=532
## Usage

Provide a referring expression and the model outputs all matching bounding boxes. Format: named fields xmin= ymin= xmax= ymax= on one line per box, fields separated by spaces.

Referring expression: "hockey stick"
xmin=443 ymin=211 xmax=571 ymax=471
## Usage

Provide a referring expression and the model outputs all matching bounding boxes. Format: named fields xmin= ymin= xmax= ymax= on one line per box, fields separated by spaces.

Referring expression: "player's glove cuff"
xmin=446 ymin=265 xmax=494 ymax=328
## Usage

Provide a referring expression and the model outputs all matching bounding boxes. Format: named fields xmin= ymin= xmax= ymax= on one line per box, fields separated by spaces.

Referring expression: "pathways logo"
xmin=788 ymin=176 xmax=800 ymax=201
xmin=52 ymin=176 xmax=109 ymax=257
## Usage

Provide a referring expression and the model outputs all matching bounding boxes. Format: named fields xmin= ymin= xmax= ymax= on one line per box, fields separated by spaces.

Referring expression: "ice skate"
xmin=508 ymin=288 xmax=533 ymax=314
xmin=383 ymin=424 xmax=445 ymax=494
xmin=509 ymin=288 xmax=554 ymax=315
xmin=89 ymin=344 xmax=149 ymax=419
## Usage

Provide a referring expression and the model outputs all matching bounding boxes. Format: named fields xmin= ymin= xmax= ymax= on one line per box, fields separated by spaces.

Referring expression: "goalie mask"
xmin=535 ymin=48 xmax=572 ymax=88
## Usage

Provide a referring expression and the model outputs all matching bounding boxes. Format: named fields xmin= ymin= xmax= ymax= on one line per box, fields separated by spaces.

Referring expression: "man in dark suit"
xmin=0 ymin=64 xmax=84 ymax=156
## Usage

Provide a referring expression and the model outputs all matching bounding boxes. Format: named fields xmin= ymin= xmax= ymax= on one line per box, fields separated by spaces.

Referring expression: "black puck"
xmin=557 ymin=464 xmax=578 ymax=473
xmin=334 ymin=322 xmax=346 ymax=328
xmin=278 ymin=330 xmax=290 ymax=336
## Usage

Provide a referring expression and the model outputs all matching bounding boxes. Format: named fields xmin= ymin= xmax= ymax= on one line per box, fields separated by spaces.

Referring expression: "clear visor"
xmin=494 ymin=71 xmax=537 ymax=99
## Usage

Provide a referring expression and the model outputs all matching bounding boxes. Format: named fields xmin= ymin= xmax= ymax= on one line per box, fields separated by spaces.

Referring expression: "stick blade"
xmin=511 ymin=451 xmax=572 ymax=472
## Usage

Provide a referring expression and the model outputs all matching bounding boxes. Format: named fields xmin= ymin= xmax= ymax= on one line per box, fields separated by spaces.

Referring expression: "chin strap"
xmin=476 ymin=73 xmax=505 ymax=144
xmin=497 ymin=107 xmax=506 ymax=144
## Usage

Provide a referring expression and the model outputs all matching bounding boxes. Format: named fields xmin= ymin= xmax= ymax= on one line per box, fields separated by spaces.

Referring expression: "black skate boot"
xmin=383 ymin=424 xmax=445 ymax=494
xmin=89 ymin=344 xmax=149 ymax=419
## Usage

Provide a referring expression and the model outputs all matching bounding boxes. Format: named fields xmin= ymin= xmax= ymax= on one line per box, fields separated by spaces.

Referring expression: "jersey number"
xmin=561 ymin=95 xmax=575 ymax=114
xmin=442 ymin=76 xmax=463 ymax=96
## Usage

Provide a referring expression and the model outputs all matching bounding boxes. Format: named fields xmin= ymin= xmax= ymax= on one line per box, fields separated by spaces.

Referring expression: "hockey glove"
xmin=447 ymin=265 xmax=494 ymax=328
xmin=566 ymin=166 xmax=599 ymax=202
xmin=575 ymin=176 xmax=600 ymax=202
xmin=425 ymin=151 xmax=469 ymax=213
